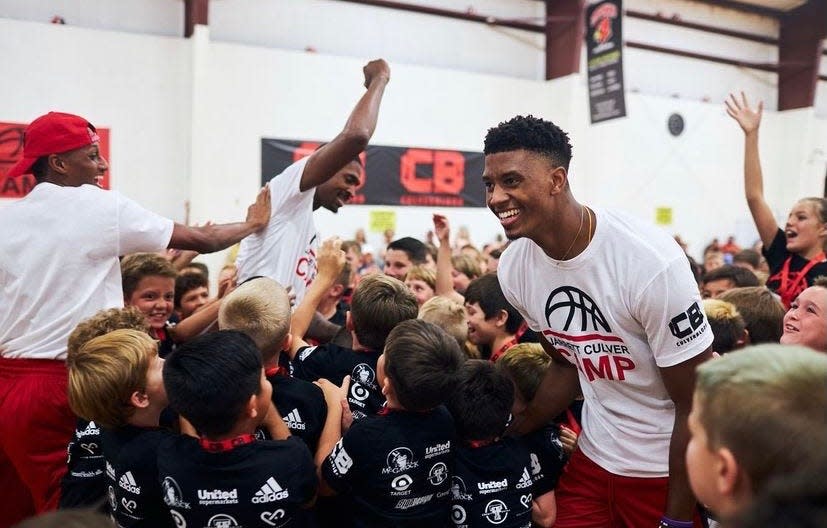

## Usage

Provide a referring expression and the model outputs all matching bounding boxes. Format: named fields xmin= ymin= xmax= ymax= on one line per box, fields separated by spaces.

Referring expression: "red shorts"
xmin=0 ymin=357 xmax=75 ymax=526
xmin=555 ymin=449 xmax=699 ymax=528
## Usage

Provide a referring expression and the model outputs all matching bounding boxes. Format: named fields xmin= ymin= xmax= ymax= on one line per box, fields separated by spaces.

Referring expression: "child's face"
xmin=144 ymin=354 xmax=168 ymax=409
xmin=686 ymin=393 xmax=724 ymax=515
xmin=451 ymin=269 xmax=471 ymax=294
xmin=780 ymin=286 xmax=827 ymax=352
xmin=405 ymin=278 xmax=434 ymax=307
xmin=785 ymin=201 xmax=826 ymax=254
xmin=179 ymin=286 xmax=209 ymax=319
xmin=126 ymin=275 xmax=175 ymax=329
xmin=465 ymin=302 xmax=498 ymax=346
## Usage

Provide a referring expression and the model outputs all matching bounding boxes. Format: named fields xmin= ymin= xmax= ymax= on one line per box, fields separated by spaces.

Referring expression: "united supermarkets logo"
xmin=252 ymin=477 xmax=289 ymax=503
xmin=118 ymin=472 xmax=141 ymax=494
xmin=283 ymin=409 xmax=306 ymax=431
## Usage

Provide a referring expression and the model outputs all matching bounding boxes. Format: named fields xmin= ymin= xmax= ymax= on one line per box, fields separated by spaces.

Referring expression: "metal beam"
xmin=778 ymin=0 xmax=826 ymax=109
xmin=545 ymin=0 xmax=586 ymax=80
xmin=333 ymin=0 xmax=544 ymax=33
xmin=184 ymin=0 xmax=209 ymax=38
xmin=683 ymin=0 xmax=784 ymax=18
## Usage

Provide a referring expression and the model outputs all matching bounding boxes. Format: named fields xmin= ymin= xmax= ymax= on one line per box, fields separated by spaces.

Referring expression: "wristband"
xmin=658 ymin=517 xmax=693 ymax=528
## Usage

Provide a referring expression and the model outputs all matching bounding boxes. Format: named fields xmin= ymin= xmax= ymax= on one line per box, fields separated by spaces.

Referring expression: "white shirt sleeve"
xmin=114 ymin=191 xmax=175 ymax=255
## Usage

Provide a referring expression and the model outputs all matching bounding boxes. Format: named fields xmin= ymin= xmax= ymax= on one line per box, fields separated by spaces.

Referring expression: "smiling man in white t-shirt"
xmin=483 ymin=115 xmax=713 ymax=528
xmin=236 ymin=59 xmax=391 ymax=305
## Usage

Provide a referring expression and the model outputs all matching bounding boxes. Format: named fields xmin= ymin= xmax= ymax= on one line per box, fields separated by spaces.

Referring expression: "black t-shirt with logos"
xmin=254 ymin=370 xmax=328 ymax=453
xmin=157 ymin=435 xmax=316 ymax=528
xmin=100 ymin=425 xmax=176 ymax=527
xmin=520 ymin=424 xmax=568 ymax=496
xmin=450 ymin=438 xmax=534 ymax=528
xmin=321 ymin=406 xmax=455 ymax=528
xmin=60 ymin=419 xmax=106 ymax=509
xmin=292 ymin=343 xmax=385 ymax=422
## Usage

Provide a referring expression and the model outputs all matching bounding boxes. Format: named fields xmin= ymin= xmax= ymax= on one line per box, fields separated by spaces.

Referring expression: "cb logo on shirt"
xmin=668 ymin=302 xmax=704 ymax=339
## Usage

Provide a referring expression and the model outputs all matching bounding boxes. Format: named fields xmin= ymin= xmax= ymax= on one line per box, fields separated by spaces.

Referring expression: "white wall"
xmin=1 ymin=18 xmax=825 ymax=276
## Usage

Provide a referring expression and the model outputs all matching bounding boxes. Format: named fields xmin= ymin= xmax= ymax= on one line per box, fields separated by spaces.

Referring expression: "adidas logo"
xmin=77 ymin=421 xmax=100 ymax=438
xmin=252 ymin=477 xmax=289 ymax=503
xmin=283 ymin=409 xmax=306 ymax=431
xmin=118 ymin=472 xmax=141 ymax=494
xmin=516 ymin=467 xmax=532 ymax=489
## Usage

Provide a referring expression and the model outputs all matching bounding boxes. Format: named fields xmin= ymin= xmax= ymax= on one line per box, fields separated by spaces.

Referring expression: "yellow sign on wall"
xmin=369 ymin=210 xmax=397 ymax=233
xmin=655 ymin=207 xmax=673 ymax=226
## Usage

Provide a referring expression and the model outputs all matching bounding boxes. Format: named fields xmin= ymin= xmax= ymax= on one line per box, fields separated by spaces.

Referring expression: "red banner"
xmin=0 ymin=121 xmax=111 ymax=198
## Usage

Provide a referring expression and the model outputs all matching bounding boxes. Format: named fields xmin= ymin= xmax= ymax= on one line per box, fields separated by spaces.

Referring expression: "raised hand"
xmin=316 ymin=237 xmax=346 ymax=279
xmin=725 ymin=92 xmax=763 ymax=135
xmin=246 ymin=186 xmax=271 ymax=230
xmin=432 ymin=214 xmax=451 ymax=245
xmin=363 ymin=59 xmax=390 ymax=89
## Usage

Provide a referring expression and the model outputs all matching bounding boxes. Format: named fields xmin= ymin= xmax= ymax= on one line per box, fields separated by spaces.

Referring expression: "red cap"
xmin=6 ymin=112 xmax=100 ymax=178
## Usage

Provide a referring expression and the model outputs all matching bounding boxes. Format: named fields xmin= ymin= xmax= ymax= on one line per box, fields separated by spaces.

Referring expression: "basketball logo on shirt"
xmin=482 ymin=499 xmax=510 ymax=524
xmin=383 ymin=447 xmax=419 ymax=474
xmin=206 ymin=514 xmax=239 ymax=528
xmin=545 ymin=286 xmax=611 ymax=333
xmin=352 ymin=363 xmax=376 ymax=386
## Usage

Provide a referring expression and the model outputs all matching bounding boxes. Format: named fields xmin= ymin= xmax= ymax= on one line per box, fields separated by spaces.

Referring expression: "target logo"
xmin=545 ymin=286 xmax=611 ymax=333
xmin=350 ymin=382 xmax=370 ymax=402
xmin=392 ymin=474 xmax=413 ymax=491
xmin=451 ymin=504 xmax=467 ymax=525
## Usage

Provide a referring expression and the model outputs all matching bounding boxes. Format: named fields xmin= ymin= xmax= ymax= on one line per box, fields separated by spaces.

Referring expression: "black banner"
xmin=586 ymin=0 xmax=627 ymax=124
xmin=262 ymin=139 xmax=486 ymax=207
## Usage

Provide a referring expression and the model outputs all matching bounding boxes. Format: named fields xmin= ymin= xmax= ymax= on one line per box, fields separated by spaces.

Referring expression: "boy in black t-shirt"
xmin=159 ymin=331 xmax=317 ymax=528
xmin=291 ymin=273 xmax=419 ymax=422
xmin=447 ymin=360 xmax=547 ymax=528
xmin=60 ymin=307 xmax=152 ymax=511
xmin=219 ymin=276 xmax=327 ymax=452
xmin=66 ymin=328 xmax=175 ymax=527
xmin=317 ymin=320 xmax=466 ymax=527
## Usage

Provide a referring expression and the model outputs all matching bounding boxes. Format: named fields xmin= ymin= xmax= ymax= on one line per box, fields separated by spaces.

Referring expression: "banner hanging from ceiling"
xmin=586 ymin=0 xmax=627 ymax=124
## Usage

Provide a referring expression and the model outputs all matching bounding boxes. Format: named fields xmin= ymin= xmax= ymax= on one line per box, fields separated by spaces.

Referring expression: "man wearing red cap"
xmin=0 ymin=111 xmax=271 ymax=524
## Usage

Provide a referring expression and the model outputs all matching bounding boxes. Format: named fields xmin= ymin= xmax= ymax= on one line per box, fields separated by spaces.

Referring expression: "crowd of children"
xmin=2 ymin=67 xmax=826 ymax=528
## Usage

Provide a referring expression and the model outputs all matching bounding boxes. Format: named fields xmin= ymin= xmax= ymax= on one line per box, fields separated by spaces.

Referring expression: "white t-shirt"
xmin=236 ymin=156 xmax=318 ymax=304
xmin=498 ymin=208 xmax=712 ymax=477
xmin=0 ymin=183 xmax=173 ymax=361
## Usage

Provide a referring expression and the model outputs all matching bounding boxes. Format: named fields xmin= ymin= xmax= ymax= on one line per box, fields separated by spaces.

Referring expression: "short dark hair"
xmin=31 ymin=156 xmax=50 ymax=182
xmin=163 ymin=330 xmax=263 ymax=437
xmin=733 ymin=249 xmax=761 ymax=269
xmin=719 ymin=287 xmax=785 ymax=344
xmin=350 ymin=274 xmax=418 ymax=351
xmin=386 ymin=237 xmax=428 ymax=265
xmin=447 ymin=360 xmax=514 ymax=441
xmin=464 ymin=273 xmax=524 ymax=335
xmin=702 ymin=264 xmax=760 ymax=287
xmin=484 ymin=115 xmax=573 ymax=170
xmin=383 ymin=320 xmax=465 ymax=412
xmin=174 ymin=272 xmax=208 ymax=309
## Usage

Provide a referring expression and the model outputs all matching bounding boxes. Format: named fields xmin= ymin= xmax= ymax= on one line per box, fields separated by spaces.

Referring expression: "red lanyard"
xmin=490 ymin=336 xmax=519 ymax=364
xmin=265 ymin=366 xmax=288 ymax=378
xmin=199 ymin=434 xmax=256 ymax=453
xmin=467 ymin=438 xmax=496 ymax=449
xmin=777 ymin=252 xmax=825 ymax=308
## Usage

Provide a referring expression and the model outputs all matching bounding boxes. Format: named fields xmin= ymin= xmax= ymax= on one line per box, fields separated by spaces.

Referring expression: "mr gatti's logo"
xmin=543 ymin=286 xmax=636 ymax=382
xmin=590 ymin=2 xmax=618 ymax=45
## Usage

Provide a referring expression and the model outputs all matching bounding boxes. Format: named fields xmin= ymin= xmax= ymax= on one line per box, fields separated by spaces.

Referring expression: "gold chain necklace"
xmin=560 ymin=205 xmax=585 ymax=261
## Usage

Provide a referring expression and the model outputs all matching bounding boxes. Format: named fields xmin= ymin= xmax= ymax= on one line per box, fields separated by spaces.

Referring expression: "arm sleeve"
xmin=114 ymin=191 xmax=174 ymax=255
xmin=285 ymin=437 xmax=318 ymax=505
xmin=266 ymin=156 xmax=313 ymax=219
xmin=761 ymin=228 xmax=788 ymax=270
xmin=633 ymin=257 xmax=713 ymax=367
xmin=320 ymin=424 xmax=370 ymax=494
xmin=291 ymin=345 xmax=324 ymax=382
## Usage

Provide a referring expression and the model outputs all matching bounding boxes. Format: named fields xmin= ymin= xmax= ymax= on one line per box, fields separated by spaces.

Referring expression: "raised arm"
xmin=289 ymin=238 xmax=347 ymax=359
xmin=725 ymin=92 xmax=778 ymax=248
xmin=169 ymin=187 xmax=271 ymax=253
xmin=432 ymin=214 xmax=465 ymax=303
xmin=300 ymin=59 xmax=391 ymax=192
